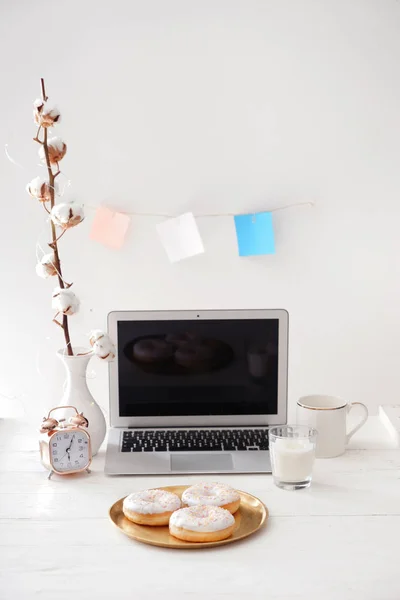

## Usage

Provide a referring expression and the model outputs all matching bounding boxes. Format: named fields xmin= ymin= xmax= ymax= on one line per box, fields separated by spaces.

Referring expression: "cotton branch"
xmin=40 ymin=78 xmax=73 ymax=355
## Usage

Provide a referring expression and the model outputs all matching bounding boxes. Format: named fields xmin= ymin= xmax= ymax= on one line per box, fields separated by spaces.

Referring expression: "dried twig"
xmin=48 ymin=228 xmax=67 ymax=247
xmin=53 ymin=315 xmax=64 ymax=329
xmin=40 ymin=78 xmax=73 ymax=355
xmin=41 ymin=79 xmax=48 ymax=102
xmin=33 ymin=125 xmax=43 ymax=144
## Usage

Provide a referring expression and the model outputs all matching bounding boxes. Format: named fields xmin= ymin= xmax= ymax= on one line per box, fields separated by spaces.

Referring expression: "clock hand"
xmin=66 ymin=434 xmax=75 ymax=453
xmin=56 ymin=436 xmax=76 ymax=465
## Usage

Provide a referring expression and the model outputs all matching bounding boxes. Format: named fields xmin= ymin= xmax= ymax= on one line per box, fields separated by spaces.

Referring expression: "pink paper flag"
xmin=90 ymin=206 xmax=130 ymax=250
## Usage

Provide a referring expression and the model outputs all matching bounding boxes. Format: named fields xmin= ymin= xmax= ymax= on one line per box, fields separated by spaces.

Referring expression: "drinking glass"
xmin=269 ymin=425 xmax=318 ymax=490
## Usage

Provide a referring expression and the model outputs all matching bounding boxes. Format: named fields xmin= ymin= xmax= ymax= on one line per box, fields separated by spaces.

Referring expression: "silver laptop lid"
xmin=108 ymin=309 xmax=288 ymax=428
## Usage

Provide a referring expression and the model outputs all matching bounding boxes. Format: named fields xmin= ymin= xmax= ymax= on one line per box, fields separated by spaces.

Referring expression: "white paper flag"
xmin=156 ymin=212 xmax=204 ymax=263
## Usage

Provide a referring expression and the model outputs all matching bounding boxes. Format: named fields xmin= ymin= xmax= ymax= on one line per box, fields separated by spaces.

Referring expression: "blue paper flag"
xmin=234 ymin=211 xmax=275 ymax=257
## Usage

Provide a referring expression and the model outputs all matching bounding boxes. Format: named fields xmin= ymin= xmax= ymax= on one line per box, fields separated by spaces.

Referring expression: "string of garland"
xmin=83 ymin=201 xmax=315 ymax=218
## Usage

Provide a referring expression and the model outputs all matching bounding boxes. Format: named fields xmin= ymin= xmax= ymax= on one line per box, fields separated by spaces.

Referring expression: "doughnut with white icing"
xmin=165 ymin=332 xmax=198 ymax=347
xmin=182 ymin=482 xmax=240 ymax=514
xmin=169 ymin=505 xmax=235 ymax=542
xmin=174 ymin=342 xmax=214 ymax=369
xmin=123 ymin=489 xmax=181 ymax=526
xmin=133 ymin=339 xmax=173 ymax=363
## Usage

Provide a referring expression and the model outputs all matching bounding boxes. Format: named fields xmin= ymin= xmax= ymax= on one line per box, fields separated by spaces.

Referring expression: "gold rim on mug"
xmin=297 ymin=401 xmax=347 ymax=411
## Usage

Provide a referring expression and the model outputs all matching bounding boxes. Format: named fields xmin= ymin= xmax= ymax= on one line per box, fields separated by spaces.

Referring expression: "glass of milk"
xmin=269 ymin=425 xmax=318 ymax=490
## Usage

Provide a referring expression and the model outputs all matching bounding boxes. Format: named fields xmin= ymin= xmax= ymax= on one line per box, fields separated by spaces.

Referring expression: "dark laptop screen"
xmin=117 ymin=319 xmax=279 ymax=417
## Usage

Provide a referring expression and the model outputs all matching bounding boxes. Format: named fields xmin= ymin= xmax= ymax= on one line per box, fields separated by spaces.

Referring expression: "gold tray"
xmin=109 ymin=484 xmax=268 ymax=549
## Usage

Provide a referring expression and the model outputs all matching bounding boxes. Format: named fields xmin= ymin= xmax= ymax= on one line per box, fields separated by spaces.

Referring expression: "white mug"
xmin=296 ymin=395 xmax=369 ymax=458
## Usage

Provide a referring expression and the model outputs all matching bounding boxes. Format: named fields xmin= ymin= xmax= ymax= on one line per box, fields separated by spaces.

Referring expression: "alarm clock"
xmin=39 ymin=405 xmax=92 ymax=479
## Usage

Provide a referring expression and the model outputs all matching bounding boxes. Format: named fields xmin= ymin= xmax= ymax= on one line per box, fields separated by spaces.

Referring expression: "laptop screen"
xmin=117 ymin=319 xmax=279 ymax=417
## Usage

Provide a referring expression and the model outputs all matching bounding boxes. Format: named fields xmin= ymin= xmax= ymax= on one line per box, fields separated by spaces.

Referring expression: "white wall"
xmin=1 ymin=0 xmax=400 ymax=421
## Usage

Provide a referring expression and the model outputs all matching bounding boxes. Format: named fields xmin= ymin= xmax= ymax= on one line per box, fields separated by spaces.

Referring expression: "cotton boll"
xmin=89 ymin=329 xmax=106 ymax=347
xmin=36 ymin=253 xmax=57 ymax=278
xmin=33 ymin=99 xmax=61 ymax=128
xmin=50 ymin=202 xmax=84 ymax=229
xmin=52 ymin=287 xmax=80 ymax=316
xmin=36 ymin=263 xmax=51 ymax=279
xmin=92 ymin=333 xmax=116 ymax=362
xmin=26 ymin=176 xmax=56 ymax=202
xmin=39 ymin=136 xmax=67 ymax=164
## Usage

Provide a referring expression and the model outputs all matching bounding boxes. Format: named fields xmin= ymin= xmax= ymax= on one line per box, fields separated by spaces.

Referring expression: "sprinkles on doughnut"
xmin=169 ymin=505 xmax=235 ymax=542
xmin=182 ymin=482 xmax=240 ymax=514
xmin=122 ymin=489 xmax=181 ymax=526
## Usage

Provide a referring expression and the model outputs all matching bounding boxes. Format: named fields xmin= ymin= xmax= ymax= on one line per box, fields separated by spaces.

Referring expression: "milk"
xmin=270 ymin=437 xmax=315 ymax=482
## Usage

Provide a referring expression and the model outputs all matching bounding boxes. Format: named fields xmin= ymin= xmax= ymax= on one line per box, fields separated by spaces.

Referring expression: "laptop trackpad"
xmin=171 ymin=454 xmax=234 ymax=472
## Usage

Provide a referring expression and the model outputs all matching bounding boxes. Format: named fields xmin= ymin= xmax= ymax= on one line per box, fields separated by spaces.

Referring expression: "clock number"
xmin=64 ymin=434 xmax=69 ymax=439
xmin=54 ymin=458 xmax=59 ymax=462
xmin=79 ymin=454 xmax=84 ymax=458
xmin=79 ymin=446 xmax=83 ymax=451
xmin=67 ymin=462 xmax=71 ymax=467
xmin=60 ymin=462 xmax=63 ymax=466
xmin=53 ymin=450 xmax=57 ymax=455
xmin=78 ymin=439 xmax=82 ymax=443
xmin=52 ymin=443 xmax=57 ymax=447
xmin=57 ymin=436 xmax=62 ymax=441
xmin=75 ymin=460 xmax=79 ymax=464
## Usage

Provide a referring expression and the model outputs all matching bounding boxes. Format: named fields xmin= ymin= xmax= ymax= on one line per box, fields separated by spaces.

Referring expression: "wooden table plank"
xmin=1 ymin=416 xmax=399 ymax=600
xmin=1 ymin=516 xmax=399 ymax=600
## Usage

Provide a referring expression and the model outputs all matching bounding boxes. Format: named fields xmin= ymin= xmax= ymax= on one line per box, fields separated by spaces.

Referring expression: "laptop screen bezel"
xmin=108 ymin=309 xmax=288 ymax=428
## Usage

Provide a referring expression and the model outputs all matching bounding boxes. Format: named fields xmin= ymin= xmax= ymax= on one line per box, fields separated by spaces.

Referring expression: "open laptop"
xmin=105 ymin=309 xmax=288 ymax=475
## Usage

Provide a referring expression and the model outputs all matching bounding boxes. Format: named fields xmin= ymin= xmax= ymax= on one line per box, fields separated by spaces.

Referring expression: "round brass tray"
xmin=109 ymin=484 xmax=268 ymax=549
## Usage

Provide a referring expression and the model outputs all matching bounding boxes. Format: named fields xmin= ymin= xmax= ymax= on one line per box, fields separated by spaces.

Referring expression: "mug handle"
xmin=346 ymin=402 xmax=369 ymax=443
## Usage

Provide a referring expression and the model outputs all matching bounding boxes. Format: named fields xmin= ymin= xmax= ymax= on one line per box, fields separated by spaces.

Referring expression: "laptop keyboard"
xmin=121 ymin=429 xmax=269 ymax=452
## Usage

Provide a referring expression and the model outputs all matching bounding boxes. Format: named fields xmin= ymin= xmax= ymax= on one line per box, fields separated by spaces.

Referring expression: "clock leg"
xmin=47 ymin=470 xmax=54 ymax=480
xmin=86 ymin=467 xmax=91 ymax=474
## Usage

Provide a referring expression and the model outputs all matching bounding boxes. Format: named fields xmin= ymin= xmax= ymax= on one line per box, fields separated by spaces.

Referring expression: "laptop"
xmin=105 ymin=309 xmax=288 ymax=475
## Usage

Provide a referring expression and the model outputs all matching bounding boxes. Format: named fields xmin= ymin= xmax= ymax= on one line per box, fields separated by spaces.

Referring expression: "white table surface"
xmin=1 ymin=417 xmax=399 ymax=600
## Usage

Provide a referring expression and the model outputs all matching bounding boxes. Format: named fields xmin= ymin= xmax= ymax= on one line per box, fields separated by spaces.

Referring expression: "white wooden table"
xmin=1 ymin=417 xmax=399 ymax=600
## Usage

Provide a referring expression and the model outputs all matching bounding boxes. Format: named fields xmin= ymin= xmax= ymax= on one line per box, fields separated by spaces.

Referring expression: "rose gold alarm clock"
xmin=39 ymin=406 xmax=92 ymax=479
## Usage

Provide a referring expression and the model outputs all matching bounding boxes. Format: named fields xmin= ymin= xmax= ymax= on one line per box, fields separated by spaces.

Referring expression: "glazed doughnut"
xmin=133 ymin=339 xmax=173 ymax=363
xmin=165 ymin=332 xmax=198 ymax=347
xmin=122 ymin=489 xmax=181 ymax=526
xmin=182 ymin=482 xmax=240 ymax=514
xmin=169 ymin=505 xmax=235 ymax=542
xmin=174 ymin=341 xmax=214 ymax=368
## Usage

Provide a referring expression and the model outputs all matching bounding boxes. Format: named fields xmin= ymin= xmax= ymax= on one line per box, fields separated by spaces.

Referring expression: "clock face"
xmin=50 ymin=430 xmax=90 ymax=472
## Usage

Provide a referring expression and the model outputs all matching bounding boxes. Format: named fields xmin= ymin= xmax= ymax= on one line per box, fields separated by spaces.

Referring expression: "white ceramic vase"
xmin=56 ymin=348 xmax=106 ymax=456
